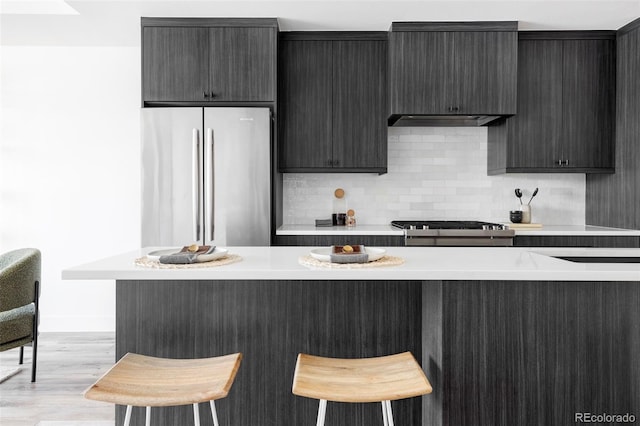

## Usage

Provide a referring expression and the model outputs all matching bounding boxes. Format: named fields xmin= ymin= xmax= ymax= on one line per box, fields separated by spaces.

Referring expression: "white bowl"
xmin=309 ymin=247 xmax=386 ymax=263
xmin=146 ymin=247 xmax=228 ymax=262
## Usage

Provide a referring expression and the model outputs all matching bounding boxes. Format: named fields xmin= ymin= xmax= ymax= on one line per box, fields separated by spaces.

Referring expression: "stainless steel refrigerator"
xmin=141 ymin=107 xmax=271 ymax=247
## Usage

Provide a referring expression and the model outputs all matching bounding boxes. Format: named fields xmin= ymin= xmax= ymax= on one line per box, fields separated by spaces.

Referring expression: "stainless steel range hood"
xmin=388 ymin=114 xmax=506 ymax=127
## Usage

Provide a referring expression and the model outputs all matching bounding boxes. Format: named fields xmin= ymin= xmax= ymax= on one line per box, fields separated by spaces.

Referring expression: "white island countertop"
xmin=276 ymin=224 xmax=640 ymax=236
xmin=62 ymin=246 xmax=640 ymax=282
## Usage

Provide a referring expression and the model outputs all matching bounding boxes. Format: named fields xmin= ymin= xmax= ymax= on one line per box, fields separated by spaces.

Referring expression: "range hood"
xmin=388 ymin=21 xmax=518 ymax=127
xmin=388 ymin=114 xmax=506 ymax=127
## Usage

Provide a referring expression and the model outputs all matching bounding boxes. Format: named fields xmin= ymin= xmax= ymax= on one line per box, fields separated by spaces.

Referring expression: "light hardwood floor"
xmin=0 ymin=333 xmax=115 ymax=426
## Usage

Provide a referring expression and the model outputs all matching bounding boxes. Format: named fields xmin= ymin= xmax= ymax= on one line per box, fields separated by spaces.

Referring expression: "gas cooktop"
xmin=391 ymin=220 xmax=507 ymax=230
xmin=390 ymin=220 xmax=514 ymax=246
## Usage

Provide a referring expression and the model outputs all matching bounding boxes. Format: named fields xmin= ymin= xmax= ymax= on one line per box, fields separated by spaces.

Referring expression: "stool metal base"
xmin=315 ymin=399 xmax=395 ymax=426
xmin=122 ymin=400 xmax=219 ymax=426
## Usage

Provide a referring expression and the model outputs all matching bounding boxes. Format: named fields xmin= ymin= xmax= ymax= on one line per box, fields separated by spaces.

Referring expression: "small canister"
xmin=346 ymin=209 xmax=356 ymax=227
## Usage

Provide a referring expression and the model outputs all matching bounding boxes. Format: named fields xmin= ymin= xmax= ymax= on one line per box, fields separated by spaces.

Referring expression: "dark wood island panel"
xmin=115 ymin=280 xmax=423 ymax=426
xmin=423 ymin=281 xmax=640 ymax=426
xmin=115 ymin=279 xmax=640 ymax=426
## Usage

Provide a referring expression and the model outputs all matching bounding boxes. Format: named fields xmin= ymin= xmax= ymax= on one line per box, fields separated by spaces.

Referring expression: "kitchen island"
xmin=63 ymin=247 xmax=640 ymax=426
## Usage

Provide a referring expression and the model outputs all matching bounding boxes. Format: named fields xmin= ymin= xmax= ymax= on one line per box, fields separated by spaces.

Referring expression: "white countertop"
xmin=277 ymin=224 xmax=403 ymax=235
xmin=276 ymin=224 xmax=640 ymax=236
xmin=512 ymin=225 xmax=640 ymax=236
xmin=62 ymin=246 xmax=640 ymax=282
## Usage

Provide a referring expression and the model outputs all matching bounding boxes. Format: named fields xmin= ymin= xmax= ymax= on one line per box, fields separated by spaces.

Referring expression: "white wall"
xmin=283 ymin=127 xmax=586 ymax=225
xmin=0 ymin=46 xmax=140 ymax=331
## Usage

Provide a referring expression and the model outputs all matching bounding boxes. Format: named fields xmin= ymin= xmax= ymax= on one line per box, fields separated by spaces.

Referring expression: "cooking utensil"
xmin=515 ymin=188 xmax=523 ymax=204
xmin=527 ymin=187 xmax=539 ymax=205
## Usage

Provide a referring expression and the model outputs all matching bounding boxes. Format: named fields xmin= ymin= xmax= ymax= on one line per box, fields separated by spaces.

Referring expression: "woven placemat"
xmin=298 ymin=255 xmax=404 ymax=269
xmin=135 ymin=254 xmax=242 ymax=269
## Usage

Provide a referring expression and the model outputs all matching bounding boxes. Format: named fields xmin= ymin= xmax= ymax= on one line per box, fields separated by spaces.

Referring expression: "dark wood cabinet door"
xmin=508 ymin=39 xmax=563 ymax=169
xmin=209 ymin=27 xmax=276 ymax=101
xmin=451 ymin=31 xmax=517 ymax=115
xmin=332 ymin=40 xmax=387 ymax=170
xmin=142 ymin=27 xmax=209 ymax=102
xmin=389 ymin=31 xmax=450 ymax=114
xmin=561 ymin=39 xmax=615 ymax=169
xmin=488 ymin=33 xmax=616 ymax=174
xmin=278 ymin=40 xmax=333 ymax=169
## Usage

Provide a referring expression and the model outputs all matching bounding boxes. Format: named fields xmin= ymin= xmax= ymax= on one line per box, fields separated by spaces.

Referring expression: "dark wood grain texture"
xmin=141 ymin=17 xmax=279 ymax=28
xmin=273 ymin=234 xmax=404 ymax=247
xmin=278 ymin=35 xmax=388 ymax=173
xmin=209 ymin=27 xmax=276 ymax=101
xmin=519 ymin=30 xmax=616 ymax=40
xmin=514 ymin=235 xmax=640 ymax=247
xmin=280 ymin=31 xmax=387 ymax=41
xmin=389 ymin=25 xmax=516 ymax=116
xmin=421 ymin=281 xmax=443 ymax=426
xmin=488 ymin=32 xmax=615 ymax=174
xmin=332 ymin=40 xmax=387 ymax=169
xmin=561 ymin=39 xmax=615 ymax=169
xmin=617 ymin=17 xmax=640 ymax=35
xmin=452 ymin=31 xmax=517 ymax=115
xmin=390 ymin=22 xmax=518 ymax=32
xmin=437 ymin=281 xmax=640 ymax=426
xmin=142 ymin=26 xmax=209 ymax=102
xmin=488 ymin=39 xmax=562 ymax=173
xmin=141 ymin=19 xmax=277 ymax=105
xmin=278 ymin=40 xmax=333 ymax=169
xmin=389 ymin=31 xmax=450 ymax=115
xmin=115 ymin=280 xmax=422 ymax=426
xmin=586 ymin=26 xmax=640 ymax=228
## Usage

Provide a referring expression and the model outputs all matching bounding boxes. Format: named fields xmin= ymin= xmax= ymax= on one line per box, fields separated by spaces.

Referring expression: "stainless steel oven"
xmin=391 ymin=221 xmax=515 ymax=246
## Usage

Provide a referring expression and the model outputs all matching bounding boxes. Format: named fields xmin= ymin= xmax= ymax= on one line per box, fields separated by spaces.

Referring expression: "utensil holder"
xmin=520 ymin=205 xmax=531 ymax=224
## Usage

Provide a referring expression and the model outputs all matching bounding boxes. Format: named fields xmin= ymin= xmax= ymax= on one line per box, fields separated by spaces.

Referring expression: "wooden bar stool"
xmin=292 ymin=351 xmax=432 ymax=426
xmin=84 ymin=352 xmax=242 ymax=426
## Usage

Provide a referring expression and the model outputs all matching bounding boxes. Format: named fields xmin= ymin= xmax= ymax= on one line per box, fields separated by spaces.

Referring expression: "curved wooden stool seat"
xmin=292 ymin=352 xmax=431 ymax=426
xmin=85 ymin=352 xmax=242 ymax=426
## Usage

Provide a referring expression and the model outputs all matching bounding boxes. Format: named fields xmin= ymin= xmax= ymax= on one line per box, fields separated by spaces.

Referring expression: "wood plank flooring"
xmin=0 ymin=333 xmax=115 ymax=426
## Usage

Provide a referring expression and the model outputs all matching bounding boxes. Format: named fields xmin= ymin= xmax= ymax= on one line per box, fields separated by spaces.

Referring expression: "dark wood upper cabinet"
xmin=561 ymin=39 xmax=615 ymax=169
xmin=488 ymin=32 xmax=616 ymax=174
xmin=389 ymin=22 xmax=517 ymax=118
xmin=451 ymin=31 xmax=518 ymax=115
xmin=278 ymin=33 xmax=388 ymax=174
xmin=208 ymin=27 xmax=276 ymax=101
xmin=142 ymin=27 xmax=209 ymax=102
xmin=278 ymin=40 xmax=333 ymax=169
xmin=141 ymin=18 xmax=277 ymax=105
xmin=332 ymin=40 xmax=387 ymax=169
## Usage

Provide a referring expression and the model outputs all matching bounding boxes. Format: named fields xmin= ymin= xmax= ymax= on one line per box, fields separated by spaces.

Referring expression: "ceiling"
xmin=1 ymin=0 xmax=639 ymax=46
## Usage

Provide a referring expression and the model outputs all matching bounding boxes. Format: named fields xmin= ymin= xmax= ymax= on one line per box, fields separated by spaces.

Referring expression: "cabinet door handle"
xmin=203 ymin=91 xmax=210 ymax=99
xmin=210 ymin=92 xmax=216 ymax=99
xmin=334 ymin=159 xmax=339 ymax=166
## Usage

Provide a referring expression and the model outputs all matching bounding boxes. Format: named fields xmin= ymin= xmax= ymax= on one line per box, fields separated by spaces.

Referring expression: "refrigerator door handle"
xmin=192 ymin=129 xmax=201 ymax=242
xmin=206 ymin=128 xmax=215 ymax=242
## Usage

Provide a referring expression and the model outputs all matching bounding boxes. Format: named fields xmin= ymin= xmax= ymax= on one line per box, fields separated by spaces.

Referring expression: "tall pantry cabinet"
xmin=587 ymin=18 xmax=640 ymax=229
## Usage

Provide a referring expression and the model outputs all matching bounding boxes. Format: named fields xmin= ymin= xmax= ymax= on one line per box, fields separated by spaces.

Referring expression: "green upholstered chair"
xmin=0 ymin=248 xmax=41 ymax=382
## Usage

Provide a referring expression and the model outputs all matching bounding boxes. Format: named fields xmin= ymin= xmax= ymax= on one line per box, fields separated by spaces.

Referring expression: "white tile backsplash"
xmin=283 ymin=127 xmax=586 ymax=225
